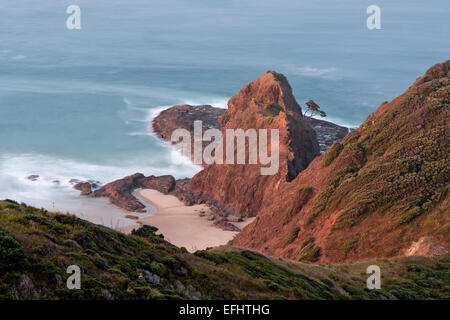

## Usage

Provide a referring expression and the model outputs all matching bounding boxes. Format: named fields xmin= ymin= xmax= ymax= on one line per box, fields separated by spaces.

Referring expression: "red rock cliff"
xmin=188 ymin=71 xmax=320 ymax=217
xmin=233 ymin=61 xmax=450 ymax=263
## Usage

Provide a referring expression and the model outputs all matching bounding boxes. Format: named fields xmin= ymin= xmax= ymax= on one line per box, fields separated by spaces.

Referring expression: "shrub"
xmin=328 ymin=273 xmax=340 ymax=281
xmin=285 ymin=227 xmax=300 ymax=245
xmin=322 ymin=142 xmax=344 ymax=167
xmin=297 ymin=238 xmax=321 ymax=262
xmin=194 ymin=250 xmax=229 ymax=264
xmin=4 ymin=204 xmax=20 ymax=211
xmin=301 ymin=237 xmax=315 ymax=248
xmin=131 ymin=225 xmax=165 ymax=242
xmin=395 ymin=206 xmax=424 ymax=226
xmin=0 ymin=228 xmax=28 ymax=271
xmin=308 ymin=67 xmax=450 ymax=233
xmin=297 ymin=243 xmax=321 ymax=263
xmin=262 ymin=102 xmax=284 ymax=117
xmin=338 ymin=237 xmax=358 ymax=256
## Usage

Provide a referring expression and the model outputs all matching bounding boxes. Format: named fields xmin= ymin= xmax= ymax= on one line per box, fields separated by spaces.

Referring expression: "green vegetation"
xmin=262 ymin=102 xmax=284 ymax=117
xmin=0 ymin=227 xmax=28 ymax=272
xmin=283 ymin=187 xmax=314 ymax=225
xmin=0 ymin=200 xmax=448 ymax=300
xmin=338 ymin=237 xmax=359 ymax=257
xmin=309 ymin=61 xmax=450 ymax=234
xmin=297 ymin=238 xmax=321 ymax=263
xmin=285 ymin=227 xmax=301 ymax=245
xmin=322 ymin=142 xmax=344 ymax=167
xmin=328 ymin=273 xmax=340 ymax=282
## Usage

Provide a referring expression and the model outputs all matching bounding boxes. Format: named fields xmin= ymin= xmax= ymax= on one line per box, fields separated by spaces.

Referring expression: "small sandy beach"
xmin=123 ymin=189 xmax=252 ymax=252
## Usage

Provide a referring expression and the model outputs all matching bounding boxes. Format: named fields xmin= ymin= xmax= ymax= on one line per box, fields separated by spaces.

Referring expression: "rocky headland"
xmin=232 ymin=61 xmax=450 ymax=262
xmin=73 ymin=63 xmax=449 ymax=262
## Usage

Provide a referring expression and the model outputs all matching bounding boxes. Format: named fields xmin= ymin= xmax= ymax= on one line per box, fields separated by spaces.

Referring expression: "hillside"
xmin=0 ymin=199 xmax=448 ymax=300
xmin=233 ymin=61 xmax=450 ymax=263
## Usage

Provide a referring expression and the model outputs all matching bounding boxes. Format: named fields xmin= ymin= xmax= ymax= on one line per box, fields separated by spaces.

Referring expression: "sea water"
xmin=0 ymin=0 xmax=448 ymax=226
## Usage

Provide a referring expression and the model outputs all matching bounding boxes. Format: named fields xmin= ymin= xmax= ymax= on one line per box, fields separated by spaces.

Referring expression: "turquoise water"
xmin=0 ymin=0 xmax=449 ymax=216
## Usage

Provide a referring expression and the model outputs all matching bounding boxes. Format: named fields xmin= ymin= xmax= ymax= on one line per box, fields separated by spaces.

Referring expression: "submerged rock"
xmin=73 ymin=182 xmax=93 ymax=196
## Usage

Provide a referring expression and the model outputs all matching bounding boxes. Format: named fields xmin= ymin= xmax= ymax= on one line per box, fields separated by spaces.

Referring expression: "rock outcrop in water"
xmin=233 ymin=61 xmax=450 ymax=262
xmin=90 ymin=71 xmax=347 ymax=226
xmin=81 ymin=63 xmax=449 ymax=260
xmin=153 ymin=104 xmax=225 ymax=141
xmin=74 ymin=172 xmax=242 ymax=231
xmin=73 ymin=182 xmax=93 ymax=196
xmin=187 ymin=71 xmax=320 ymax=218
xmin=89 ymin=173 xmax=176 ymax=212
xmin=152 ymin=104 xmax=225 ymax=167
xmin=153 ymin=105 xmax=348 ymax=156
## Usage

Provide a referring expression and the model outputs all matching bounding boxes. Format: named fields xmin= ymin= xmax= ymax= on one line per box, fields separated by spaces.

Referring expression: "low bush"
xmin=262 ymin=102 xmax=284 ymax=117
xmin=285 ymin=227 xmax=300 ymax=245
xmin=0 ymin=227 xmax=28 ymax=271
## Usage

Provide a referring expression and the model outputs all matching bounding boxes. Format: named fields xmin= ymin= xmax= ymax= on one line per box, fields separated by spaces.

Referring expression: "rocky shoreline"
xmin=20 ymin=62 xmax=450 ymax=263
xmin=68 ymin=77 xmax=349 ymax=231
xmin=23 ymin=63 xmax=449 ymax=261
xmin=152 ymin=104 xmax=348 ymax=157
xmin=26 ymin=92 xmax=349 ymax=232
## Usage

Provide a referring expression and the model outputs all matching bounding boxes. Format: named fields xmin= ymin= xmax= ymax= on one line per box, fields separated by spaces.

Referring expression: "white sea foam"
xmin=0 ymin=78 xmax=224 ymax=229
xmin=287 ymin=66 xmax=338 ymax=79
xmin=0 ymin=152 xmax=201 ymax=223
xmin=123 ymin=97 xmax=132 ymax=106
xmin=148 ymin=105 xmax=172 ymax=120
xmin=184 ymin=97 xmax=229 ymax=109
xmin=311 ymin=114 xmax=358 ymax=129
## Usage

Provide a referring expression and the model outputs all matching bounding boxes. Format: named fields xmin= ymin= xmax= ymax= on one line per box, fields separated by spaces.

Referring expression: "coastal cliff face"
xmin=233 ymin=61 xmax=450 ymax=263
xmin=188 ymin=71 xmax=320 ymax=218
xmin=73 ymin=72 xmax=347 ymax=227
xmin=72 ymin=63 xmax=448 ymax=263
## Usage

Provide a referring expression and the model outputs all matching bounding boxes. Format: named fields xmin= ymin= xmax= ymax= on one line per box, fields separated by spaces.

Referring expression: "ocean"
xmin=0 ymin=0 xmax=449 ymax=227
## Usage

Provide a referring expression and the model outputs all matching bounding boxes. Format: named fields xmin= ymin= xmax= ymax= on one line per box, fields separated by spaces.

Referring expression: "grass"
xmin=0 ymin=200 xmax=448 ymax=300
xmin=322 ymin=142 xmax=344 ymax=167
xmin=339 ymin=237 xmax=359 ymax=257
xmin=297 ymin=238 xmax=321 ymax=263
xmin=285 ymin=227 xmax=301 ymax=245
